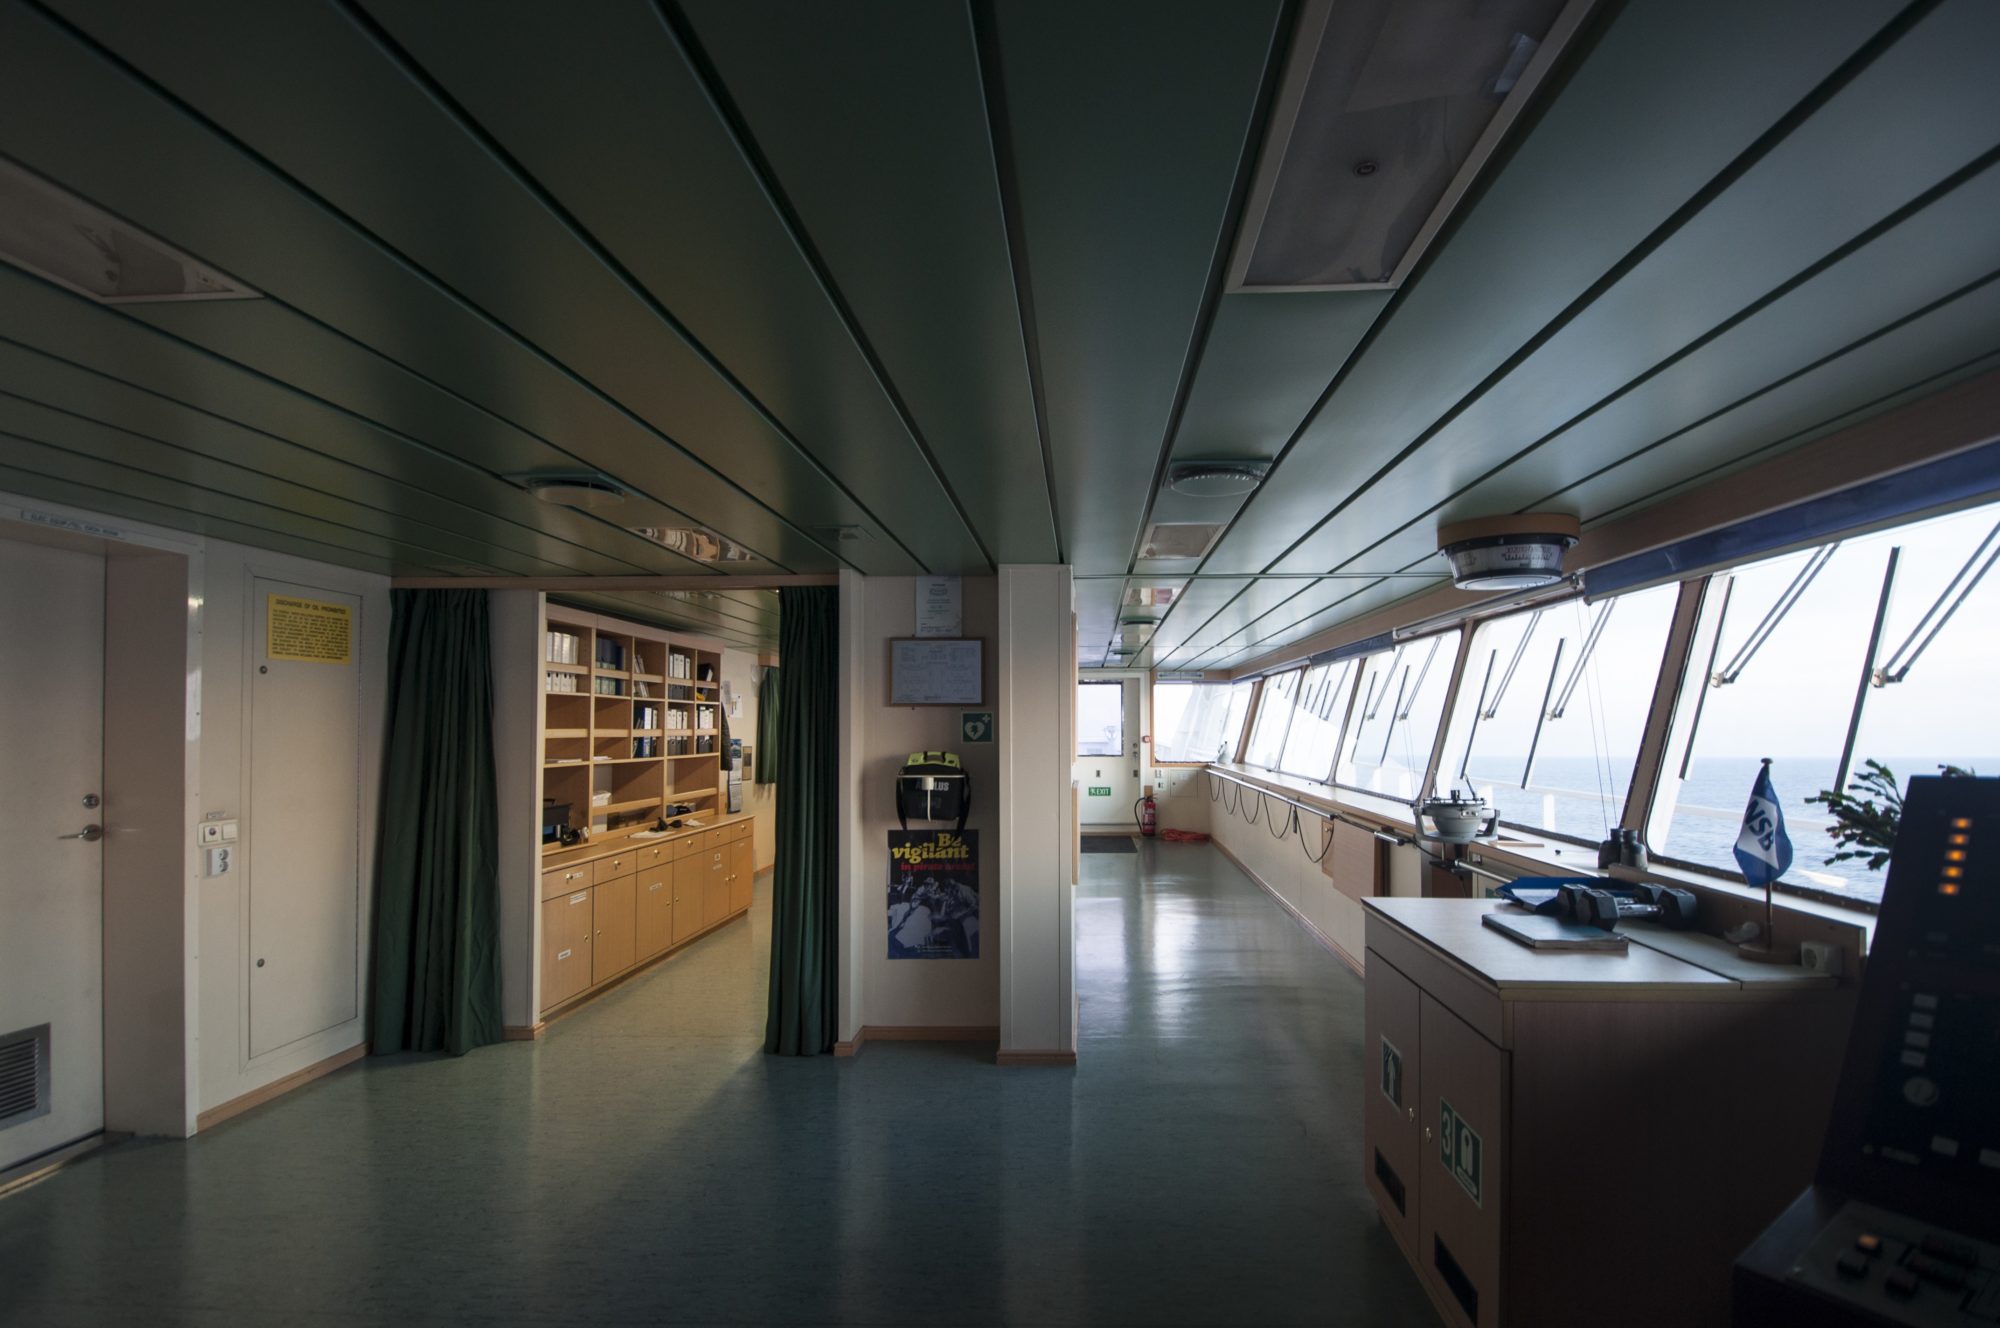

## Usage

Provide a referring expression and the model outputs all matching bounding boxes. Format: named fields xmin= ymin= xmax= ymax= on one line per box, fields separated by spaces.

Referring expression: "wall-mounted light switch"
xmin=198 ymin=819 xmax=240 ymax=845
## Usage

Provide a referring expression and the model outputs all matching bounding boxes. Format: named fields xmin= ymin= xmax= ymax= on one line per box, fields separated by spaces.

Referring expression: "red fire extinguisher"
xmin=1136 ymin=791 xmax=1158 ymax=837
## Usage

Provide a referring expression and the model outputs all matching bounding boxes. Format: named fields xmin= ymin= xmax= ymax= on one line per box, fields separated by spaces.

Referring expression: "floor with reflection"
xmin=0 ymin=843 xmax=1438 ymax=1326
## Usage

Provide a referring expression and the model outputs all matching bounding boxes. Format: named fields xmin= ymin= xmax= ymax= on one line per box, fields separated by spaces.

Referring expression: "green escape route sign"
xmin=1087 ymin=786 xmax=1112 ymax=797
xmin=1439 ymin=1098 xmax=1483 ymax=1207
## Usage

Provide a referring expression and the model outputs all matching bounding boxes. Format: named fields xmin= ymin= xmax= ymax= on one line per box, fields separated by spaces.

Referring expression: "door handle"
xmin=58 ymin=824 xmax=103 ymax=842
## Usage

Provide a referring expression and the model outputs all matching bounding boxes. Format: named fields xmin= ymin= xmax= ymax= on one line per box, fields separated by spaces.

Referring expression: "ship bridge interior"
xmin=0 ymin=2 xmax=1996 ymax=1326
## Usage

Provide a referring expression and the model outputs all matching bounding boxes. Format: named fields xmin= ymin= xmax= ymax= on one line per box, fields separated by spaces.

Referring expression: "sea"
xmin=1456 ymin=755 xmax=1994 ymax=905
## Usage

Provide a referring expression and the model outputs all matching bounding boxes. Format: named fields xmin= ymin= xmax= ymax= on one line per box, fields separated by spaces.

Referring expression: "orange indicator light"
xmin=1945 ymin=850 xmax=1967 ymax=863
xmin=1951 ymin=818 xmax=1974 ymax=830
xmin=1939 ymin=883 xmax=1961 ymax=896
xmin=1948 ymin=834 xmax=1970 ymax=846
xmin=1941 ymin=865 xmax=1963 ymax=878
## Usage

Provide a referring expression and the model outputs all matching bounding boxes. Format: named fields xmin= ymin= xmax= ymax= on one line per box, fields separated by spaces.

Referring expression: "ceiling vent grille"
xmin=1140 ymin=522 xmax=1226 ymax=560
xmin=0 ymin=1025 xmax=50 ymax=1130
xmin=1228 ymin=0 xmax=1592 ymax=291
xmin=0 ymin=158 xmax=259 ymax=304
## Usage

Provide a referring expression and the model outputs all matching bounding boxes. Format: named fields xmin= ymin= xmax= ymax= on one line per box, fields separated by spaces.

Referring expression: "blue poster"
xmin=888 ymin=829 xmax=979 ymax=959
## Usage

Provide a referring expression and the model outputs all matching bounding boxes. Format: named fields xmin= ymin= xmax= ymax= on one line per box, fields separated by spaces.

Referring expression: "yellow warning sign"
xmin=267 ymin=593 xmax=352 ymax=665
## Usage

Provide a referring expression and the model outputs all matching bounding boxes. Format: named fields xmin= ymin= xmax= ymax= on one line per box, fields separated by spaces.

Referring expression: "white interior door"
xmin=1074 ymin=677 xmax=1141 ymax=827
xmin=0 ymin=534 xmax=105 ymax=1170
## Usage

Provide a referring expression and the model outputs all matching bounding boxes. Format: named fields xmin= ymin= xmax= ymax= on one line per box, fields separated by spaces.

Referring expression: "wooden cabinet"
xmin=540 ymin=888 xmax=594 ymax=1009
xmin=671 ymin=852 xmax=703 ymax=945
xmin=536 ymin=814 xmax=756 ymax=1015
xmin=635 ymin=862 xmax=673 ymax=962
xmin=1362 ymin=899 xmax=1853 ymax=1328
xmin=592 ymin=875 xmax=637 ymax=984
xmin=702 ymin=846 xmax=729 ymax=928
xmin=1363 ymin=954 xmax=1423 ymax=1264
xmin=728 ymin=836 xmax=753 ymax=913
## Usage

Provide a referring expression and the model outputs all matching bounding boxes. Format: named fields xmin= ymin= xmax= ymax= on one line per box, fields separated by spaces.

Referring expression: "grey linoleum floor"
xmin=2 ymin=842 xmax=1439 ymax=1327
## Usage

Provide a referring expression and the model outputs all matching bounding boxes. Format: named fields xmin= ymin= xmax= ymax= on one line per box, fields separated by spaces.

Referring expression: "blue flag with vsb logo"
xmin=1733 ymin=761 xmax=1794 ymax=888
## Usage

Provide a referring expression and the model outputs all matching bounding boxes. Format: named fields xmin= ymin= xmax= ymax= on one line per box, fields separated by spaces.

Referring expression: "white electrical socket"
xmin=1800 ymin=940 xmax=1844 ymax=977
xmin=205 ymin=845 xmax=233 ymax=876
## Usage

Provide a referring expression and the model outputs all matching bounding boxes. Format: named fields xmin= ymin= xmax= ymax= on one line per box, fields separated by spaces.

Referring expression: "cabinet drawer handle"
xmin=565 ymin=871 xmax=582 ymax=881
xmin=1422 ymin=1126 xmax=1432 ymax=1142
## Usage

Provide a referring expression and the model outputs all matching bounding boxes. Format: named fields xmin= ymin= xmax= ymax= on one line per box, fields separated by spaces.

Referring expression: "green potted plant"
xmin=1806 ymin=759 xmax=1976 ymax=869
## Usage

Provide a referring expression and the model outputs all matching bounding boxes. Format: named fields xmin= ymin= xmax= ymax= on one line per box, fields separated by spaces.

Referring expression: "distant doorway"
xmin=1075 ymin=676 xmax=1140 ymax=828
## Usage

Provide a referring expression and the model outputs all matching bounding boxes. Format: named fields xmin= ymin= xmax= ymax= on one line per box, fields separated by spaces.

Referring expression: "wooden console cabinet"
xmin=538 ymin=814 xmax=757 ymax=1016
xmin=1362 ymin=899 xmax=1854 ymax=1328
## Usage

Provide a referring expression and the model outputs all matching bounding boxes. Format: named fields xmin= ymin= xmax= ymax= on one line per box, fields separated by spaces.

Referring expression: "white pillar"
xmin=997 ymin=564 xmax=1075 ymax=1062
xmin=837 ymin=568 xmax=867 ymax=1044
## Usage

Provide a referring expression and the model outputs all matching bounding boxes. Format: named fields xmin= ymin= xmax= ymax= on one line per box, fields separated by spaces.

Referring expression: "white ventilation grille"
xmin=1228 ymin=0 xmax=1591 ymax=291
xmin=1140 ymin=523 xmax=1226 ymax=560
xmin=0 ymin=158 xmax=259 ymax=304
xmin=0 ymin=1025 xmax=50 ymax=1129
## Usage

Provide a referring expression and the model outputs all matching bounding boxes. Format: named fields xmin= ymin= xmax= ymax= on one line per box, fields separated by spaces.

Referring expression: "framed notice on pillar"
xmin=888 ymin=829 xmax=979 ymax=959
xmin=915 ymin=575 xmax=961 ymax=637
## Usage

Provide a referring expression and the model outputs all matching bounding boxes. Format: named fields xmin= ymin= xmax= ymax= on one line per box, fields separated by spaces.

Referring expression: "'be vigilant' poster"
xmin=887 ymin=829 xmax=979 ymax=959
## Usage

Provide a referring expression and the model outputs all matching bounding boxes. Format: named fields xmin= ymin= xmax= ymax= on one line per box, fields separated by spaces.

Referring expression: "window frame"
xmin=1276 ymin=658 xmax=1360 ymax=783
xmin=1149 ymin=678 xmax=1255 ymax=766
xmin=1331 ymin=629 xmax=1462 ymax=805
xmin=1242 ymin=668 xmax=1305 ymax=770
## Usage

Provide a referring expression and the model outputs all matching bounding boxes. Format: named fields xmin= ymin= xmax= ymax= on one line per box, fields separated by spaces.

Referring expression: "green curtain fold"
xmin=765 ymin=589 xmax=837 ymax=1055
xmin=755 ymin=665 xmax=781 ymax=787
xmin=371 ymin=589 xmax=502 ymax=1056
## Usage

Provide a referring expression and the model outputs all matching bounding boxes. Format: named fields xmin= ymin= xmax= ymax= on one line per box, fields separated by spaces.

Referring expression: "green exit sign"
xmin=1087 ymin=786 xmax=1112 ymax=797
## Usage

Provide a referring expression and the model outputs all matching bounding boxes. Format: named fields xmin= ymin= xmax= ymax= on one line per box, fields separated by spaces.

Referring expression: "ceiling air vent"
xmin=1228 ymin=0 xmax=1592 ymax=291
xmin=519 ymin=473 xmax=628 ymax=511
xmin=0 ymin=157 xmax=259 ymax=304
xmin=0 ymin=1024 xmax=50 ymax=1130
xmin=1140 ymin=522 xmax=1226 ymax=560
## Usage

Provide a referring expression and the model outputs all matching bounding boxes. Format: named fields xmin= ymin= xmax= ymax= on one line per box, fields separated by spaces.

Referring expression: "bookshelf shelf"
xmin=542 ymin=608 xmax=729 ymax=848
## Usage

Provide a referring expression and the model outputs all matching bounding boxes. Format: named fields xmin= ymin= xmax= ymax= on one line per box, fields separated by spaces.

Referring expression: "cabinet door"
xmin=703 ymin=849 xmax=729 ymax=927
xmin=1418 ymin=994 xmax=1507 ymax=1328
xmin=728 ymin=840 xmax=753 ymax=913
xmin=635 ymin=865 xmax=673 ymax=961
xmin=671 ymin=855 xmax=702 ymax=945
xmin=540 ymin=890 xmax=594 ymax=1010
xmin=592 ymin=875 xmax=637 ymax=984
xmin=1363 ymin=951 xmax=1424 ymax=1263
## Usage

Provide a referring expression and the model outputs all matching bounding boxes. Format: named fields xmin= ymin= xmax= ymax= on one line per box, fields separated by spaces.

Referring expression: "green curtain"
xmin=765 ymin=588 xmax=837 ymax=1055
xmin=371 ymin=589 xmax=502 ymax=1056
xmin=755 ymin=665 xmax=781 ymax=786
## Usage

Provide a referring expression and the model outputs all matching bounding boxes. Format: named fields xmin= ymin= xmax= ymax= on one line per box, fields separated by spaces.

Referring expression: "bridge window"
xmin=1438 ymin=585 xmax=1678 ymax=845
xmin=1336 ymin=631 xmax=1461 ymax=802
xmin=1278 ymin=659 xmax=1359 ymax=782
xmin=1648 ymin=498 xmax=2000 ymax=906
xmin=1153 ymin=680 xmax=1254 ymax=764
xmin=1243 ymin=669 xmax=1304 ymax=768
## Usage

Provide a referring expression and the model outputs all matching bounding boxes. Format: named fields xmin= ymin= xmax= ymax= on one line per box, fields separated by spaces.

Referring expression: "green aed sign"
xmin=961 ymin=711 xmax=995 ymax=744
xmin=1087 ymin=786 xmax=1112 ymax=797
xmin=1439 ymin=1098 xmax=1483 ymax=1207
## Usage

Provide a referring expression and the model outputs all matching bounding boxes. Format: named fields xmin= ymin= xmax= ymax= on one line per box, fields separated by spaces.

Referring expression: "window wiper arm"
xmin=1874 ymin=519 xmax=2000 ymax=685
xmin=1457 ymin=649 xmax=1498 ymax=789
xmin=1547 ymin=600 xmax=1615 ymax=720
xmin=1482 ymin=610 xmax=1541 ymax=719
xmin=1520 ymin=638 xmax=1566 ymax=790
xmin=1713 ymin=543 xmax=1839 ymax=685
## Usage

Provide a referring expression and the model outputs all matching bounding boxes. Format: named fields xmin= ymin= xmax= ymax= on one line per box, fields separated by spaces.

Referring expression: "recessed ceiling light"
xmin=520 ymin=474 xmax=628 ymax=511
xmin=632 ymin=525 xmax=754 ymax=562
xmin=1165 ymin=460 xmax=1271 ymax=498
xmin=1139 ymin=523 xmax=1226 ymax=560
xmin=0 ymin=156 xmax=259 ymax=304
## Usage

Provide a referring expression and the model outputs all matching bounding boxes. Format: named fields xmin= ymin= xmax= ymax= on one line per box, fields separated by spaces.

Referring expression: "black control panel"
xmin=1735 ymin=777 xmax=2000 ymax=1327
xmin=1819 ymin=777 xmax=2000 ymax=1228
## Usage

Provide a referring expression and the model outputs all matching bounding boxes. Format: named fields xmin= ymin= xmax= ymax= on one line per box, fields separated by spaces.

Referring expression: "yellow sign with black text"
xmin=267 ymin=593 xmax=352 ymax=665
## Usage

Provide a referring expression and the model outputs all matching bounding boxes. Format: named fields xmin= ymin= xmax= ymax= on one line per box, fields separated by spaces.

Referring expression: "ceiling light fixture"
xmin=1436 ymin=512 xmax=1581 ymax=590
xmin=632 ymin=525 xmax=754 ymax=562
xmin=0 ymin=156 xmax=259 ymax=304
xmin=1165 ymin=459 xmax=1272 ymax=498
xmin=520 ymin=474 xmax=628 ymax=511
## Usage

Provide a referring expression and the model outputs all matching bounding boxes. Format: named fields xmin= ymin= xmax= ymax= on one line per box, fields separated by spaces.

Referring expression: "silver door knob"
xmin=59 ymin=824 xmax=103 ymax=842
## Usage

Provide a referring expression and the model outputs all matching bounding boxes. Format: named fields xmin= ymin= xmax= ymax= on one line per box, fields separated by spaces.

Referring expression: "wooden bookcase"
xmin=541 ymin=608 xmax=727 ymax=856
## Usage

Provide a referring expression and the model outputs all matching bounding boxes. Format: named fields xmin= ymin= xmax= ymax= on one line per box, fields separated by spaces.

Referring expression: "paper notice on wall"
xmin=267 ymin=593 xmax=352 ymax=665
xmin=915 ymin=575 xmax=962 ymax=637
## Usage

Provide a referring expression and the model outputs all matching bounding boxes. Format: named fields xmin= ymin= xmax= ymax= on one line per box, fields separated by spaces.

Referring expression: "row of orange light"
xmin=1940 ymin=818 xmax=1972 ymax=895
